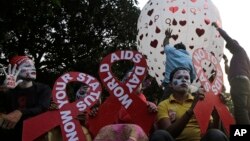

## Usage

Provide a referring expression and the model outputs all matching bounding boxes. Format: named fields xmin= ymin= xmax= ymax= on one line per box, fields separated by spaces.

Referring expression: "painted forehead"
xmin=173 ymin=69 xmax=190 ymax=78
xmin=19 ymin=59 xmax=35 ymax=66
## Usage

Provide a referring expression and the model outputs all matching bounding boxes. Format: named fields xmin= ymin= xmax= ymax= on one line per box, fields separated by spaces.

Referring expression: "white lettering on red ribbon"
xmin=60 ymin=110 xmax=79 ymax=141
xmin=99 ymin=51 xmax=145 ymax=109
xmin=52 ymin=72 xmax=102 ymax=141
xmin=193 ymin=49 xmax=223 ymax=95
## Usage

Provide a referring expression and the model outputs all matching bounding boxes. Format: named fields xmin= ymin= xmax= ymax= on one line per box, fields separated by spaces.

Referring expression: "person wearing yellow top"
xmin=149 ymin=67 xmax=229 ymax=141
xmin=157 ymin=94 xmax=201 ymax=141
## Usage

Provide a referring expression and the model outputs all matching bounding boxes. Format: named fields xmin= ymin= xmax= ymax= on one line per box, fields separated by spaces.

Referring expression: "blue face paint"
xmin=173 ymin=80 xmax=178 ymax=86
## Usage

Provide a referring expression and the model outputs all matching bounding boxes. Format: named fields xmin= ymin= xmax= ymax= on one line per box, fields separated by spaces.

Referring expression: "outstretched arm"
xmin=212 ymin=21 xmax=243 ymax=53
xmin=163 ymin=28 xmax=172 ymax=47
xmin=212 ymin=22 xmax=232 ymax=42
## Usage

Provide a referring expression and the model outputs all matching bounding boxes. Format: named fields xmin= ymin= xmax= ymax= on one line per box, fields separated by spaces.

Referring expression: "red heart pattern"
xmin=150 ymin=40 xmax=158 ymax=48
xmin=137 ymin=0 xmax=224 ymax=93
xmin=204 ymin=19 xmax=210 ymax=25
xmin=169 ymin=6 xmax=179 ymax=13
xmin=196 ymin=28 xmax=205 ymax=37
xmin=179 ymin=20 xmax=186 ymax=26
xmin=172 ymin=35 xmax=179 ymax=40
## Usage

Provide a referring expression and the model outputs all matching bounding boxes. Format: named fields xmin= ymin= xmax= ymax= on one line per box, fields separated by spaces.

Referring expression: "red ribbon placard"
xmin=192 ymin=48 xmax=235 ymax=135
xmin=23 ymin=72 xmax=102 ymax=141
xmin=88 ymin=50 xmax=156 ymax=136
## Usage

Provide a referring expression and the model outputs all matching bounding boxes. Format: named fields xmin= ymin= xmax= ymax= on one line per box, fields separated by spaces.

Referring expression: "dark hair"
xmin=174 ymin=42 xmax=186 ymax=50
xmin=169 ymin=67 xmax=193 ymax=83
xmin=122 ymin=67 xmax=134 ymax=82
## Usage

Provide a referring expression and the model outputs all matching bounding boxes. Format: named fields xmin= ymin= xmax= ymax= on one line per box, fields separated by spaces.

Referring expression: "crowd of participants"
xmin=0 ymin=23 xmax=249 ymax=141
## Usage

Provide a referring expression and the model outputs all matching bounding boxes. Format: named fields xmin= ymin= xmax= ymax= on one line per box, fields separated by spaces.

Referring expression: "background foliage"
xmin=0 ymin=0 xmax=232 ymax=109
xmin=0 ymin=0 xmax=164 ymax=101
xmin=0 ymin=0 xmax=139 ymax=84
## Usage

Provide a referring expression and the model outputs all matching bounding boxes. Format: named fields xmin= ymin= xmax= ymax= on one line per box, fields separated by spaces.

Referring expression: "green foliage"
xmin=0 ymin=0 xmax=141 ymax=87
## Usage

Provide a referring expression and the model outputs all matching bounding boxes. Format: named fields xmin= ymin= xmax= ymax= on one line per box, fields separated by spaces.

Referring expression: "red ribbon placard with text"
xmin=23 ymin=72 xmax=102 ymax=141
xmin=192 ymin=48 xmax=235 ymax=135
xmin=88 ymin=50 xmax=156 ymax=136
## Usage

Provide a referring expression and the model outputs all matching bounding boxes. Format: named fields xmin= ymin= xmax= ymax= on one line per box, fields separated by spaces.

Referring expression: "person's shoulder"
xmin=158 ymin=98 xmax=171 ymax=106
xmin=179 ymin=49 xmax=190 ymax=56
xmin=165 ymin=44 xmax=174 ymax=50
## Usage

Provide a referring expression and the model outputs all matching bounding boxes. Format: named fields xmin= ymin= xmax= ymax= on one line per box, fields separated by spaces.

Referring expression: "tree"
xmin=0 ymin=0 xmax=140 ymax=87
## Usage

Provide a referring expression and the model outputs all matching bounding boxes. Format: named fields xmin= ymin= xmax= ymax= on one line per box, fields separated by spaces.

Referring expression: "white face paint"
xmin=76 ymin=86 xmax=89 ymax=99
xmin=18 ymin=59 xmax=36 ymax=80
xmin=171 ymin=69 xmax=191 ymax=93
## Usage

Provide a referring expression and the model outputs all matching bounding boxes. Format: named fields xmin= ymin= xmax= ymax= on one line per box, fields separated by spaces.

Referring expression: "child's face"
xmin=171 ymin=69 xmax=191 ymax=93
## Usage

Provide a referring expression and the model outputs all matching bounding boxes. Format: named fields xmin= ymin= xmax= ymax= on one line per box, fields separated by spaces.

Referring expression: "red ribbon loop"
xmin=23 ymin=72 xmax=102 ymax=141
xmin=192 ymin=48 xmax=234 ymax=135
xmin=88 ymin=50 xmax=156 ymax=136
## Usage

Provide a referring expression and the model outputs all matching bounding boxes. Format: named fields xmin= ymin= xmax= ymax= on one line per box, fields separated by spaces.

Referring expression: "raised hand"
xmin=2 ymin=64 xmax=23 ymax=89
xmin=165 ymin=28 xmax=173 ymax=38
xmin=211 ymin=21 xmax=221 ymax=29
xmin=211 ymin=22 xmax=218 ymax=28
xmin=163 ymin=28 xmax=173 ymax=46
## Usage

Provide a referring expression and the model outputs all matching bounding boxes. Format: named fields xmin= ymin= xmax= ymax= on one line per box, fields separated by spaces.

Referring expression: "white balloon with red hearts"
xmin=137 ymin=0 xmax=224 ymax=88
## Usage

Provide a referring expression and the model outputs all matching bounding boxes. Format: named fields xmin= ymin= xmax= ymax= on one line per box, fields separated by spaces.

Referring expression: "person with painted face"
xmin=149 ymin=67 xmax=229 ymax=141
xmin=0 ymin=55 xmax=51 ymax=141
xmin=161 ymin=28 xmax=196 ymax=101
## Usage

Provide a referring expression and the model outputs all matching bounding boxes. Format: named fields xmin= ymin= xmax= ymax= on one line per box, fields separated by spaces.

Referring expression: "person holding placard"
xmin=161 ymin=28 xmax=196 ymax=101
xmin=150 ymin=67 xmax=228 ymax=141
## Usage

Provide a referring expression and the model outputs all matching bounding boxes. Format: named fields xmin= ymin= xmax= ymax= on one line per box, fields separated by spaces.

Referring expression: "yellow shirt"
xmin=157 ymin=94 xmax=201 ymax=141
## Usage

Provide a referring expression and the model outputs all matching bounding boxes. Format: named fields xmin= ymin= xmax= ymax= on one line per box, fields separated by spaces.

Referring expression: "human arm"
xmin=157 ymin=106 xmax=194 ymax=138
xmin=157 ymin=91 xmax=205 ymax=138
xmin=0 ymin=110 xmax=22 ymax=129
xmin=163 ymin=28 xmax=172 ymax=47
xmin=212 ymin=22 xmax=232 ymax=42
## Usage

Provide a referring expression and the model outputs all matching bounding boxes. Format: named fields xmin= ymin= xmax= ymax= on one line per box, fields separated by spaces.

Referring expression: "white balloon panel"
xmin=137 ymin=0 xmax=224 ymax=87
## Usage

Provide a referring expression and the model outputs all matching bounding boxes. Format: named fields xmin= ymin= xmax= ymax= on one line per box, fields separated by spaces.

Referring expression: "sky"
xmin=136 ymin=0 xmax=250 ymax=92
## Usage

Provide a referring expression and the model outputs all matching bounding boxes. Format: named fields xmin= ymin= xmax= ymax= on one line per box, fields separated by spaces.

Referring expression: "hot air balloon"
xmin=137 ymin=0 xmax=224 ymax=88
